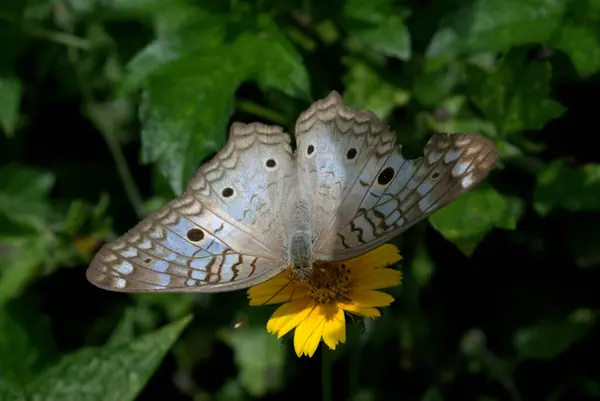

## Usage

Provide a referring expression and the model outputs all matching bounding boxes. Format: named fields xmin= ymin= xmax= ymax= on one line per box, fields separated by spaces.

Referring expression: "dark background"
xmin=1 ymin=1 xmax=600 ymax=400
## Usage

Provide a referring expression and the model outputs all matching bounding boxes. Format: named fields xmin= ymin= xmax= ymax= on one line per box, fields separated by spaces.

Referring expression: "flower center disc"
xmin=308 ymin=262 xmax=350 ymax=304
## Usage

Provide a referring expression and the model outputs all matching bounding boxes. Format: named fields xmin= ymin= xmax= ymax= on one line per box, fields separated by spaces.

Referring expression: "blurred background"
xmin=1 ymin=0 xmax=600 ymax=400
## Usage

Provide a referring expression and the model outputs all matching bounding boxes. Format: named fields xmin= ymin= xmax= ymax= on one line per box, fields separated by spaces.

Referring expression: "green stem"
xmin=87 ymin=106 xmax=147 ymax=219
xmin=235 ymin=99 xmax=289 ymax=126
xmin=27 ymin=26 xmax=90 ymax=49
xmin=322 ymin=345 xmax=333 ymax=401
xmin=67 ymin=48 xmax=146 ymax=219
xmin=348 ymin=336 xmax=361 ymax=398
xmin=0 ymin=12 xmax=90 ymax=49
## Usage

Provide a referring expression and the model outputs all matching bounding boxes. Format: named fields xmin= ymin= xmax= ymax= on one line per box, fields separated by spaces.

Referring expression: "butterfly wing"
xmin=295 ymin=91 xmax=498 ymax=261
xmin=87 ymin=122 xmax=294 ymax=292
xmin=326 ymin=132 xmax=497 ymax=260
xmin=294 ymin=92 xmax=396 ymax=248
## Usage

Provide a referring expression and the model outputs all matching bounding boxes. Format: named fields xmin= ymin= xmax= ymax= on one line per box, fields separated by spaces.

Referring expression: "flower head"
xmin=247 ymin=244 xmax=402 ymax=357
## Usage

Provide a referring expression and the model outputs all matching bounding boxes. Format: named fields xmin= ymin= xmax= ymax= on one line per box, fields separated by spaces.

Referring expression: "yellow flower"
xmin=247 ymin=244 xmax=402 ymax=357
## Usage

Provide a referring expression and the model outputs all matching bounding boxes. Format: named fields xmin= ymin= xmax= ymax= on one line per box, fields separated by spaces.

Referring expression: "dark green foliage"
xmin=1 ymin=0 xmax=599 ymax=400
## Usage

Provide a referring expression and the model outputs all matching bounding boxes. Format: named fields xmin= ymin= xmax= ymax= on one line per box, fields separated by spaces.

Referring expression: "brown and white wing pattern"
xmin=293 ymin=91 xmax=498 ymax=261
xmin=328 ymin=132 xmax=498 ymax=261
xmin=86 ymin=123 xmax=294 ymax=292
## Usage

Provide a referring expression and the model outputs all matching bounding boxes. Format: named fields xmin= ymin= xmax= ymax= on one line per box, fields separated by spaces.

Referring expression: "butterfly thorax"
xmin=289 ymin=231 xmax=314 ymax=281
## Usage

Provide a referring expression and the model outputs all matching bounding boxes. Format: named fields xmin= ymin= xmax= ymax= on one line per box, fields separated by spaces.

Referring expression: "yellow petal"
xmin=247 ymin=267 xmax=311 ymax=305
xmin=293 ymin=307 xmax=326 ymax=357
xmin=248 ymin=269 xmax=290 ymax=290
xmin=275 ymin=303 xmax=318 ymax=339
xmin=247 ymin=275 xmax=288 ymax=300
xmin=266 ymin=298 xmax=313 ymax=337
xmin=345 ymin=244 xmax=402 ymax=272
xmin=338 ymin=302 xmax=381 ymax=318
xmin=321 ymin=303 xmax=346 ymax=350
xmin=248 ymin=282 xmax=309 ymax=305
xmin=346 ymin=289 xmax=395 ymax=307
xmin=350 ymin=269 xmax=402 ymax=290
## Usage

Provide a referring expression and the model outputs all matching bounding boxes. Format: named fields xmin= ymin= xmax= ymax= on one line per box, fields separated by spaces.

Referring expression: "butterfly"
xmin=86 ymin=91 xmax=498 ymax=293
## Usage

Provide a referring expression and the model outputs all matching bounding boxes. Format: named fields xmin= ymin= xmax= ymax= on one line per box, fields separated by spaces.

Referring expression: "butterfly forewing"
xmin=86 ymin=123 xmax=294 ymax=293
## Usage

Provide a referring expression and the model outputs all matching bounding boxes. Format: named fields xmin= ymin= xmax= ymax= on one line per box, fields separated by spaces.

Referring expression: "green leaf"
xmin=0 ymin=235 xmax=49 ymax=306
xmin=106 ymin=307 xmax=137 ymax=346
xmin=425 ymin=0 xmax=567 ymax=70
xmin=215 ymin=379 xmax=246 ymax=401
xmin=218 ymin=326 xmax=285 ymax=397
xmin=0 ymin=301 xmax=57 ymax=389
xmin=118 ymin=21 xmax=228 ymax=96
xmin=0 ymin=166 xmax=54 ymax=202
xmin=0 ymin=384 xmax=25 ymax=401
xmin=411 ymin=244 xmax=435 ymax=287
xmin=554 ymin=23 xmax=600 ymax=76
xmin=139 ymin=57 xmax=241 ymax=195
xmin=342 ymin=59 xmax=410 ymax=118
xmin=343 ymin=0 xmax=411 ymax=60
xmin=551 ymin=0 xmax=600 ymax=76
xmin=460 ymin=329 xmax=521 ymax=399
xmin=0 ymin=75 xmax=21 ymax=137
xmin=424 ymin=115 xmax=498 ymax=140
xmin=234 ymin=18 xmax=310 ymax=99
xmin=102 ymin=0 xmax=180 ymax=14
xmin=0 ymin=166 xmax=55 ymax=231
xmin=23 ymin=1 xmax=52 ymax=22
xmin=514 ymin=309 xmax=596 ymax=361
xmin=534 ymin=160 xmax=600 ymax=215
xmin=412 ymin=61 xmax=461 ymax=107
xmin=429 ymin=186 xmax=521 ymax=255
xmin=132 ymin=293 xmax=193 ymax=321
xmin=139 ymin=16 xmax=309 ymax=194
xmin=22 ymin=315 xmax=192 ymax=401
xmin=74 ymin=0 xmax=210 ymax=35
xmin=0 ymin=166 xmax=56 ymax=305
xmin=421 ymin=387 xmax=444 ymax=401
xmin=421 ymin=95 xmax=498 ymax=139
xmin=467 ymin=51 xmax=566 ymax=136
